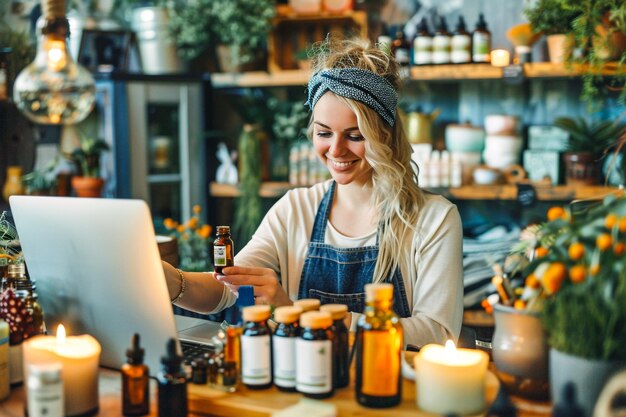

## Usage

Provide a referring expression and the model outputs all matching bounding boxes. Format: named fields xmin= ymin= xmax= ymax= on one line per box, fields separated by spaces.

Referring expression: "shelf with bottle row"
xmin=210 ymin=62 xmax=621 ymax=88
xmin=209 ymin=181 xmax=623 ymax=201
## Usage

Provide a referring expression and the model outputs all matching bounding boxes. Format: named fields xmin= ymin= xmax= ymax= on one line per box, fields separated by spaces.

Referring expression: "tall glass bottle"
xmin=432 ymin=16 xmax=451 ymax=64
xmin=472 ymin=13 xmax=491 ymax=63
xmin=157 ymin=338 xmax=187 ymax=417
xmin=122 ymin=333 xmax=150 ymax=416
xmin=355 ymin=283 xmax=403 ymax=408
xmin=241 ymin=305 xmax=272 ymax=389
xmin=413 ymin=18 xmax=432 ymax=66
xmin=213 ymin=226 xmax=234 ymax=274
xmin=391 ymin=30 xmax=410 ymax=78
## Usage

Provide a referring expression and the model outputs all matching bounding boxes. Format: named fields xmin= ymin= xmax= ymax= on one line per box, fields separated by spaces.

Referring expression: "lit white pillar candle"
xmin=491 ymin=49 xmax=510 ymax=67
xmin=23 ymin=325 xmax=101 ymax=416
xmin=415 ymin=340 xmax=489 ymax=415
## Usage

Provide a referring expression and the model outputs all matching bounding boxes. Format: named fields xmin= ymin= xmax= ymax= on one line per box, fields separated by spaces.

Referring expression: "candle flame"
xmin=56 ymin=324 xmax=66 ymax=345
xmin=444 ymin=339 xmax=456 ymax=352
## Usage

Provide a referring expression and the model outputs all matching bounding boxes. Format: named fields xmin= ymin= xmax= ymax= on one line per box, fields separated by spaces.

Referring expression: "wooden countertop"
xmin=1 ymin=365 xmax=551 ymax=417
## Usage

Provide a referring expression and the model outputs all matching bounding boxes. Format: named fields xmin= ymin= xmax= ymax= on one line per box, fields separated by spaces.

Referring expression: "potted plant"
xmin=21 ymin=159 xmax=58 ymax=196
xmin=554 ymin=116 xmax=626 ymax=186
xmin=68 ymin=137 xmax=110 ymax=197
xmin=518 ymin=196 xmax=626 ymax=416
xmin=523 ymin=0 xmax=581 ymax=63
xmin=169 ymin=0 xmax=276 ymax=72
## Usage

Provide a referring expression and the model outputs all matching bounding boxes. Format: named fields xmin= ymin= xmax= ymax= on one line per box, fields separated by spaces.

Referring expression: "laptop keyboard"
xmin=180 ymin=340 xmax=215 ymax=363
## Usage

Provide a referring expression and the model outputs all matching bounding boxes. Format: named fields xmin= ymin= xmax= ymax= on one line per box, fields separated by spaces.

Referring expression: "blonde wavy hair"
xmin=308 ymin=36 xmax=425 ymax=283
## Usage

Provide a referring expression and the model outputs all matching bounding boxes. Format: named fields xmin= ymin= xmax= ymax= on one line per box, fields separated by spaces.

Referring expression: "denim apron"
xmin=297 ymin=182 xmax=412 ymax=317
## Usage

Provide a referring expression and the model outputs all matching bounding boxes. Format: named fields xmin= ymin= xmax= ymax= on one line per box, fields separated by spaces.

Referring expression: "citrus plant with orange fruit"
xmin=523 ymin=194 xmax=626 ymax=361
xmin=164 ymin=205 xmax=213 ymax=272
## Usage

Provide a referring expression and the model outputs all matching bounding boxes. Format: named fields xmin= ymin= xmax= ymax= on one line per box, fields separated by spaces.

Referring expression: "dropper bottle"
xmin=472 ymin=13 xmax=491 ymax=63
xmin=157 ymin=338 xmax=187 ymax=417
xmin=122 ymin=333 xmax=150 ymax=416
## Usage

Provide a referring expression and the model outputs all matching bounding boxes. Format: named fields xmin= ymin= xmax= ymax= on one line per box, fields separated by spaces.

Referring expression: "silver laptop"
xmin=9 ymin=195 xmax=221 ymax=375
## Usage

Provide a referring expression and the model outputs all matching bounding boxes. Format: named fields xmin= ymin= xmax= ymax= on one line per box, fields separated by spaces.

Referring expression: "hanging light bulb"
xmin=13 ymin=0 xmax=96 ymax=125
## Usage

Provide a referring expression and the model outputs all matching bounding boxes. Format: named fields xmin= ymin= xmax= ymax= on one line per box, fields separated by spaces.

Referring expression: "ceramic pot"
xmin=71 ymin=177 xmax=104 ymax=198
xmin=550 ymin=348 xmax=624 ymax=417
xmin=492 ymin=304 xmax=550 ymax=400
xmin=547 ymin=34 xmax=569 ymax=64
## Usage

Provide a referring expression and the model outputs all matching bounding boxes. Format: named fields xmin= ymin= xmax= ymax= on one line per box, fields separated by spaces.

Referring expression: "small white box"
xmin=523 ymin=150 xmax=561 ymax=185
xmin=528 ymin=126 xmax=569 ymax=151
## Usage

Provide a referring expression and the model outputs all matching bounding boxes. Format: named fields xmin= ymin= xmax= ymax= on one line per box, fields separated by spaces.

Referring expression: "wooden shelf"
xmin=210 ymin=182 xmax=622 ymax=201
xmin=210 ymin=62 xmax=621 ymax=88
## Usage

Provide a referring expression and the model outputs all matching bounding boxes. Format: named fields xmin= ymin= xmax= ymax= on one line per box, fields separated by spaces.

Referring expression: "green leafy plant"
xmin=69 ymin=137 xmax=110 ymax=178
xmin=234 ymin=124 xmax=263 ymax=244
xmin=519 ymin=196 xmax=626 ymax=361
xmin=0 ymin=211 xmax=22 ymax=266
xmin=0 ymin=9 xmax=35 ymax=76
xmin=524 ymin=0 xmax=581 ymax=35
xmin=21 ymin=158 xmax=58 ymax=195
xmin=554 ymin=116 xmax=626 ymax=155
xmin=169 ymin=0 xmax=276 ymax=66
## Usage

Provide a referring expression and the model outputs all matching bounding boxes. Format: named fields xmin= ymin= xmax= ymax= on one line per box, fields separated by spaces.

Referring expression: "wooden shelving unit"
xmin=210 ymin=62 xmax=621 ymax=88
xmin=210 ymin=182 xmax=622 ymax=201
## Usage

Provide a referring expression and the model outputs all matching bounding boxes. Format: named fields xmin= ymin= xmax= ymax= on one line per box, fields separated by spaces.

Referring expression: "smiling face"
xmin=312 ymin=93 xmax=372 ymax=186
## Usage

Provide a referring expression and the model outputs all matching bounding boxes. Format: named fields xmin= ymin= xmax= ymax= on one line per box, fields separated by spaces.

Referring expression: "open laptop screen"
xmin=9 ymin=195 xmax=182 ymax=373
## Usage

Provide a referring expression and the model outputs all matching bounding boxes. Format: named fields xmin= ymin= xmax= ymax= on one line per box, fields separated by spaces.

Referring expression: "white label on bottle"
xmin=413 ymin=37 xmax=432 ymax=65
xmin=472 ymin=32 xmax=491 ymax=62
xmin=296 ymin=339 xmax=332 ymax=394
xmin=27 ymin=379 xmax=64 ymax=417
xmin=394 ymin=48 xmax=410 ymax=65
xmin=241 ymin=334 xmax=271 ymax=385
xmin=432 ymin=36 xmax=451 ymax=64
xmin=451 ymin=35 xmax=471 ymax=63
xmin=214 ymin=246 xmax=226 ymax=266
xmin=273 ymin=336 xmax=296 ymax=388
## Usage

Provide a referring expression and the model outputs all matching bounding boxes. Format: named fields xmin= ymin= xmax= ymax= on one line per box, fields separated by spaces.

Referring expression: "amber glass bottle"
xmin=355 ymin=283 xmax=403 ymax=408
xmin=272 ymin=306 xmax=302 ymax=392
xmin=241 ymin=305 xmax=272 ymax=389
xmin=320 ymin=303 xmax=350 ymax=388
xmin=213 ymin=226 xmax=234 ymax=274
xmin=296 ymin=311 xmax=334 ymax=399
xmin=122 ymin=333 xmax=150 ymax=416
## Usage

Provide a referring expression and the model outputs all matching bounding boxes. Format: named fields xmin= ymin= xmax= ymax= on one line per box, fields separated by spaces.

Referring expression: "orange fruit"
xmin=614 ymin=242 xmax=625 ymax=256
xmin=535 ymin=246 xmax=549 ymax=258
xmin=619 ymin=217 xmax=626 ymax=233
xmin=605 ymin=213 xmax=617 ymax=229
xmin=514 ymin=299 xmax=526 ymax=310
xmin=547 ymin=206 xmax=566 ymax=221
xmin=596 ymin=233 xmax=612 ymax=251
xmin=569 ymin=264 xmax=586 ymax=283
xmin=590 ymin=264 xmax=601 ymax=276
xmin=568 ymin=242 xmax=585 ymax=261
xmin=542 ymin=262 xmax=567 ymax=294
xmin=525 ymin=274 xmax=540 ymax=289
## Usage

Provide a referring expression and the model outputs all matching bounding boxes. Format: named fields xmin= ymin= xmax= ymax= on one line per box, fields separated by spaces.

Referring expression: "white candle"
xmin=415 ymin=340 xmax=489 ymax=415
xmin=491 ymin=49 xmax=510 ymax=67
xmin=23 ymin=325 xmax=101 ymax=416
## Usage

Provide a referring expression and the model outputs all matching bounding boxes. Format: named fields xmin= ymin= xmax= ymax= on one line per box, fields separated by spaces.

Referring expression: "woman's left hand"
xmin=215 ymin=266 xmax=292 ymax=307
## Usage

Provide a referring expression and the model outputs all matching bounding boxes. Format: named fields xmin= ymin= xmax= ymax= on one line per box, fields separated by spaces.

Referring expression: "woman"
xmin=163 ymin=37 xmax=463 ymax=347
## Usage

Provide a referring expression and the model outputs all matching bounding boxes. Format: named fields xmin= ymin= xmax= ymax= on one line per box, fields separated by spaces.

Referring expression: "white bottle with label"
xmin=451 ymin=16 xmax=472 ymax=64
xmin=472 ymin=13 xmax=491 ymax=63
xmin=432 ymin=17 xmax=451 ymax=64
xmin=413 ymin=17 xmax=432 ymax=65
xmin=27 ymin=362 xmax=64 ymax=417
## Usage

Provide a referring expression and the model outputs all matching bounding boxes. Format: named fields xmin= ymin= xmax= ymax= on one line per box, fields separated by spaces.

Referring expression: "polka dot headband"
xmin=305 ymin=68 xmax=398 ymax=127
